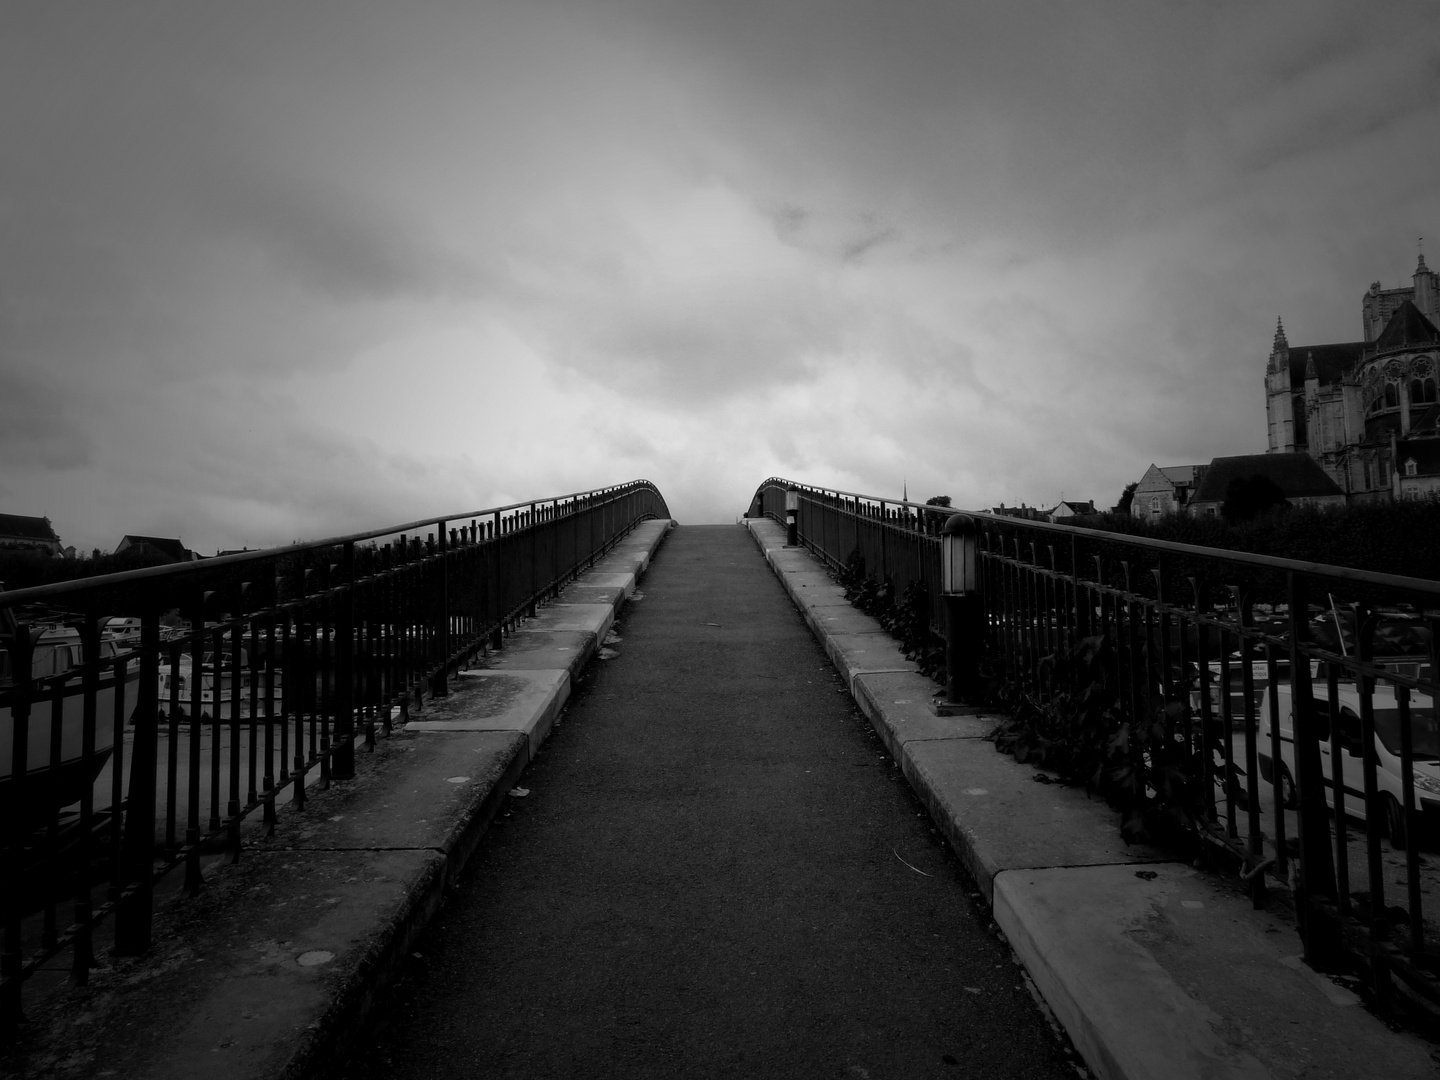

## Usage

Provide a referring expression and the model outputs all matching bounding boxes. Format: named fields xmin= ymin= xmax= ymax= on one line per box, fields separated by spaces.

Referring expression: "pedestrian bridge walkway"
xmin=4 ymin=508 xmax=1436 ymax=1080
xmin=340 ymin=523 xmax=1072 ymax=1080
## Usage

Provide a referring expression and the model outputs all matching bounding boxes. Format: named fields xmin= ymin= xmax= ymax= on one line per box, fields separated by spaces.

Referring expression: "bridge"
xmin=3 ymin=480 xmax=1439 ymax=1078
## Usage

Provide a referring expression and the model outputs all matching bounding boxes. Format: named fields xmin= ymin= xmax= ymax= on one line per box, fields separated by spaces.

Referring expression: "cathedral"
xmin=1265 ymin=252 xmax=1440 ymax=502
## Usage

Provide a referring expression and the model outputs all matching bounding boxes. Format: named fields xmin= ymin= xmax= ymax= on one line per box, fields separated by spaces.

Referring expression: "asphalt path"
xmin=339 ymin=525 xmax=1078 ymax=1080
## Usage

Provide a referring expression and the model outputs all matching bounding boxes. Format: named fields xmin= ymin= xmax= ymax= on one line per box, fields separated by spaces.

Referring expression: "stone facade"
xmin=1131 ymin=463 xmax=1207 ymax=519
xmin=1265 ymin=253 xmax=1440 ymax=501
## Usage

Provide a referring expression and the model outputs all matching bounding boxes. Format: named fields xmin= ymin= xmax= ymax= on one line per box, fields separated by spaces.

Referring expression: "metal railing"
xmin=1 ymin=480 xmax=668 ymax=1026
xmin=750 ymin=479 xmax=950 ymax=642
xmin=751 ymin=477 xmax=1440 ymax=1012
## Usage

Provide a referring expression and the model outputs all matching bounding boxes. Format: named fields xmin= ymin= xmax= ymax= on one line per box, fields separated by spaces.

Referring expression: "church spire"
xmin=1267 ymin=317 xmax=1289 ymax=375
xmin=1415 ymin=238 xmax=1437 ymax=319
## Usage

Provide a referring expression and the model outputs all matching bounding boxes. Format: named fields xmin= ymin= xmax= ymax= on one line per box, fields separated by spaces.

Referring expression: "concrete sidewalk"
xmin=2 ymin=519 xmax=672 ymax=1080
xmin=743 ymin=516 xmax=1438 ymax=1080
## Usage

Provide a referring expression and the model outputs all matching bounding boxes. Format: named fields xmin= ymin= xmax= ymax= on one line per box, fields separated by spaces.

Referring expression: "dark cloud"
xmin=4 ymin=0 xmax=1440 ymax=545
xmin=193 ymin=163 xmax=488 ymax=303
xmin=768 ymin=203 xmax=898 ymax=263
xmin=0 ymin=367 xmax=97 ymax=471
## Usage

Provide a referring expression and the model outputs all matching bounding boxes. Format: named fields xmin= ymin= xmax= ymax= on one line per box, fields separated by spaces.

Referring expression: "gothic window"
xmin=1150 ymin=496 xmax=1161 ymax=516
xmin=1411 ymin=377 xmax=1437 ymax=405
xmin=1386 ymin=360 xmax=1406 ymax=380
xmin=1385 ymin=383 xmax=1399 ymax=408
xmin=1363 ymin=459 xmax=1372 ymax=488
xmin=1414 ymin=356 xmax=1434 ymax=378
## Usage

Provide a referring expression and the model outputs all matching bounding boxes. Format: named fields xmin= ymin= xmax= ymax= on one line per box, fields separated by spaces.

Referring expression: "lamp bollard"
xmin=932 ymin=514 xmax=985 ymax=716
xmin=785 ymin=487 xmax=799 ymax=547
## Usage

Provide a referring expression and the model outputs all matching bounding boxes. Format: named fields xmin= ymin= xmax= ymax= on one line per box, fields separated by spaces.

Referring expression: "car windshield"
xmin=1373 ymin=708 xmax=1440 ymax=760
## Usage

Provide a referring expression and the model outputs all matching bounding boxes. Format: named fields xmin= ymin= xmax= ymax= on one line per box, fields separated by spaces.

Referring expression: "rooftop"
xmin=1191 ymin=452 xmax=1344 ymax=504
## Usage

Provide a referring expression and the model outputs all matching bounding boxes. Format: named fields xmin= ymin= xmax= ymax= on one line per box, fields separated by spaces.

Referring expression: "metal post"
xmin=528 ymin=503 xmax=538 ymax=617
xmin=935 ymin=515 xmax=983 ymax=715
xmin=2 ymin=622 xmax=42 ymax=1027
xmin=433 ymin=522 xmax=450 ymax=697
xmin=115 ymin=607 xmax=162 ymax=954
xmin=333 ymin=541 xmax=357 ymax=778
xmin=70 ymin=614 xmax=102 ymax=983
xmin=1288 ymin=572 xmax=1340 ymax=969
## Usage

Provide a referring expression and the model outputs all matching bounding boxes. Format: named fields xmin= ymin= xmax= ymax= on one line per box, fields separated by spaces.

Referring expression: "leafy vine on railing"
xmin=836 ymin=550 xmax=945 ymax=681
xmin=984 ymin=634 xmax=1237 ymax=853
xmin=833 ymin=539 xmax=1238 ymax=853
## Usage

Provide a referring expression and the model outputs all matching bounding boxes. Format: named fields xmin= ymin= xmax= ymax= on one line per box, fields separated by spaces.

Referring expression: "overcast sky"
xmin=4 ymin=2 xmax=1439 ymax=554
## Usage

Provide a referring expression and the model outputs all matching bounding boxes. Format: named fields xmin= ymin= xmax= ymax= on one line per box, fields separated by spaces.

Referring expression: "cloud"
xmin=192 ymin=163 xmax=489 ymax=304
xmin=0 ymin=367 xmax=97 ymax=471
xmin=492 ymin=180 xmax=855 ymax=403
xmin=4 ymin=0 xmax=1440 ymax=553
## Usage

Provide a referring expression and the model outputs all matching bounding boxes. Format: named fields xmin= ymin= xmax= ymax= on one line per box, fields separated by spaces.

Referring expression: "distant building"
xmin=114 ymin=535 xmax=200 ymax=563
xmin=1397 ymin=440 xmax=1440 ymax=501
xmin=1187 ymin=453 xmax=1345 ymax=518
xmin=1048 ymin=500 xmax=1096 ymax=522
xmin=1131 ymin=464 xmax=1207 ymax=519
xmin=990 ymin=504 xmax=1045 ymax=520
xmin=0 ymin=514 xmax=62 ymax=555
xmin=1265 ymin=251 xmax=1440 ymax=501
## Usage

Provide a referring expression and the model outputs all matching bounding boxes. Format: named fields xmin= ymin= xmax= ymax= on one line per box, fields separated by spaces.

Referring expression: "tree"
xmin=1113 ymin=482 xmax=1138 ymax=515
xmin=923 ymin=495 xmax=952 ymax=533
xmin=1221 ymin=475 xmax=1289 ymax=524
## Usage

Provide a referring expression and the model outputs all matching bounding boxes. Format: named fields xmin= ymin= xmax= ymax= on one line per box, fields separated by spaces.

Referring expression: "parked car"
xmin=1257 ymin=682 xmax=1440 ymax=848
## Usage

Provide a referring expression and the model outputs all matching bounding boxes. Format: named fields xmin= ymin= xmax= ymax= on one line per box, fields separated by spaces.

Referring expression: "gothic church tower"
xmin=1265 ymin=318 xmax=1295 ymax=452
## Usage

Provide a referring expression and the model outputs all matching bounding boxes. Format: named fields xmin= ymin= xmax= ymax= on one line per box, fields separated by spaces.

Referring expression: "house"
xmin=1048 ymin=500 xmax=1096 ymax=522
xmin=1396 ymin=438 xmax=1440 ymax=501
xmin=114 ymin=535 xmax=200 ymax=563
xmin=1186 ymin=453 xmax=1346 ymax=518
xmin=1131 ymin=464 xmax=1207 ymax=519
xmin=1264 ymin=250 xmax=1440 ymax=501
xmin=0 ymin=514 xmax=62 ymax=555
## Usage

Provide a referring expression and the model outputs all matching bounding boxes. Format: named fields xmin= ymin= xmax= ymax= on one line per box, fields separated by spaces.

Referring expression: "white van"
xmin=1257 ymin=682 xmax=1440 ymax=848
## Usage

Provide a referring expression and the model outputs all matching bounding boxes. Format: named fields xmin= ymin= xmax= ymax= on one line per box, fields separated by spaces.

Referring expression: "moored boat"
xmin=155 ymin=650 xmax=284 ymax=720
xmin=0 ymin=625 xmax=140 ymax=821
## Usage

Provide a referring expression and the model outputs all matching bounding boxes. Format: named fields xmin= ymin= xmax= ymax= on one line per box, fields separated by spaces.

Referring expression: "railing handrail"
xmin=754 ymin=474 xmax=1440 ymax=1014
xmin=0 ymin=480 xmax=665 ymax=610
xmin=755 ymin=476 xmax=1440 ymax=600
xmin=3 ymin=480 xmax=669 ymax=1019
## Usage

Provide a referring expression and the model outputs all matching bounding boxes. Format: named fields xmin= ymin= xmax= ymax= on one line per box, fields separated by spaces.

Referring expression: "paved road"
xmin=340 ymin=525 xmax=1077 ymax=1080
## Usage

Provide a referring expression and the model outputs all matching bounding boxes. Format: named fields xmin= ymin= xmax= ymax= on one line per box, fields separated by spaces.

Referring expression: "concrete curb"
xmin=289 ymin=516 xmax=674 ymax=1078
xmin=2 ymin=518 xmax=673 ymax=1080
xmin=742 ymin=516 xmax=1437 ymax=1080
